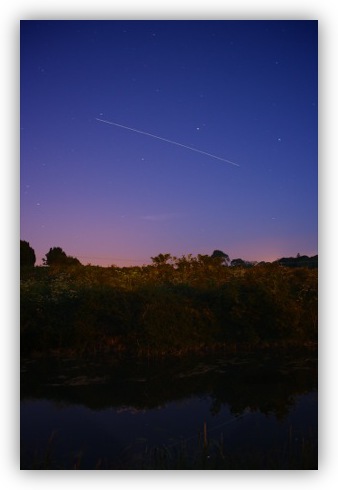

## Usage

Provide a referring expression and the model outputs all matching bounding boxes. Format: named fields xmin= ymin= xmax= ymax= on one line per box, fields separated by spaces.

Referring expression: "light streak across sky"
xmin=95 ymin=117 xmax=240 ymax=167
xmin=20 ymin=21 xmax=318 ymax=266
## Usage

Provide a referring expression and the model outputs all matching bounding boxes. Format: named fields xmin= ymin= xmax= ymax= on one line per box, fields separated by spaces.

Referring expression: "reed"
xmin=21 ymin=425 xmax=317 ymax=470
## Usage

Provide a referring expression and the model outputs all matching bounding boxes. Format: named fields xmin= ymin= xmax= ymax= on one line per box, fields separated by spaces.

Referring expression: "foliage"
xmin=20 ymin=254 xmax=318 ymax=357
xmin=20 ymin=240 xmax=36 ymax=267
xmin=275 ymin=254 xmax=318 ymax=268
xmin=43 ymin=247 xmax=82 ymax=267
xmin=211 ymin=249 xmax=230 ymax=266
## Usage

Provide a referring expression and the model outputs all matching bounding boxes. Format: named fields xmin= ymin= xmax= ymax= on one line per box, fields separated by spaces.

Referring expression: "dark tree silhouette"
xmin=275 ymin=255 xmax=318 ymax=269
xmin=231 ymin=258 xmax=246 ymax=267
xmin=151 ymin=253 xmax=173 ymax=266
xmin=211 ymin=250 xmax=230 ymax=266
xmin=20 ymin=240 xmax=36 ymax=267
xmin=43 ymin=247 xmax=81 ymax=266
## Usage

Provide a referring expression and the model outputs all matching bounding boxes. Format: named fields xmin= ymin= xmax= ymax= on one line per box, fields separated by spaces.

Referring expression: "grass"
xmin=21 ymin=427 xmax=317 ymax=470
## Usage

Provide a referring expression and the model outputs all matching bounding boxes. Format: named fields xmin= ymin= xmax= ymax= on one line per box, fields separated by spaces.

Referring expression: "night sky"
xmin=20 ymin=20 xmax=318 ymax=267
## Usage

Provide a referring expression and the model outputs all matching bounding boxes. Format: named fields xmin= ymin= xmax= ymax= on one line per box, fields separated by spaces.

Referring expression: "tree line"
xmin=20 ymin=240 xmax=318 ymax=269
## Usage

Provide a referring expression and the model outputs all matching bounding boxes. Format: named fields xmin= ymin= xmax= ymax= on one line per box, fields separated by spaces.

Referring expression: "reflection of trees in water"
xmin=210 ymin=376 xmax=301 ymax=420
xmin=208 ymin=354 xmax=317 ymax=420
xmin=21 ymin=350 xmax=317 ymax=421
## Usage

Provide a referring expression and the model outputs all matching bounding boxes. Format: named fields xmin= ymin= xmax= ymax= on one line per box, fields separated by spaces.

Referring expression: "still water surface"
xmin=21 ymin=350 xmax=317 ymax=469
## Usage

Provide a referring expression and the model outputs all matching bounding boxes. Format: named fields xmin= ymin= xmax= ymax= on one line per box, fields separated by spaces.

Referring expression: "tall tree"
xmin=20 ymin=240 xmax=36 ymax=267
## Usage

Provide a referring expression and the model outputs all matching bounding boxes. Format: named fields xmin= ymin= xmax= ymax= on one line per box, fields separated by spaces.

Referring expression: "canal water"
xmin=20 ymin=350 xmax=317 ymax=469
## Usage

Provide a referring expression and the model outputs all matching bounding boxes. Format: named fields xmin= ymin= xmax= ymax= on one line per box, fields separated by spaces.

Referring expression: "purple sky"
xmin=20 ymin=20 xmax=318 ymax=266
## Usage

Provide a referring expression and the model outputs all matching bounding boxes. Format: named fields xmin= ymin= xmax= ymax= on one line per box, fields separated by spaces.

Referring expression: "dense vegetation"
xmin=20 ymin=248 xmax=318 ymax=357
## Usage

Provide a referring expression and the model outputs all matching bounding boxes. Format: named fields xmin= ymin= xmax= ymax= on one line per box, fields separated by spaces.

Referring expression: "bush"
xmin=20 ymin=262 xmax=318 ymax=356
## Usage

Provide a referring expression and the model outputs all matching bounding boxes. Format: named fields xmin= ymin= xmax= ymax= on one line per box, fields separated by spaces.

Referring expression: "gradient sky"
xmin=20 ymin=20 xmax=318 ymax=267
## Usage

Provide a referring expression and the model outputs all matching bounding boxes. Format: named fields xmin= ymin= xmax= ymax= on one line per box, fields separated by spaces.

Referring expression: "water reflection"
xmin=20 ymin=350 xmax=317 ymax=469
